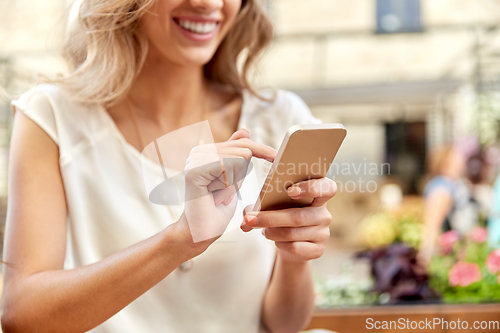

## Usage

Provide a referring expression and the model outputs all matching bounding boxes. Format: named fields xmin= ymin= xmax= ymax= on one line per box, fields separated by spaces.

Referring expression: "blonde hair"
xmin=54 ymin=0 xmax=273 ymax=106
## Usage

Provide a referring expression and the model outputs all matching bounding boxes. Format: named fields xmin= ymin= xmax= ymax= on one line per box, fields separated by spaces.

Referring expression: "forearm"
xmin=419 ymin=221 xmax=440 ymax=260
xmin=1 ymin=221 xmax=197 ymax=333
xmin=262 ymin=253 xmax=315 ymax=333
xmin=419 ymin=211 xmax=447 ymax=263
xmin=418 ymin=191 xmax=453 ymax=264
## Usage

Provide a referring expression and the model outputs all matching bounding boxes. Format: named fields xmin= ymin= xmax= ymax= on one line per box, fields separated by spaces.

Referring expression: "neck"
xmin=129 ymin=50 xmax=207 ymax=122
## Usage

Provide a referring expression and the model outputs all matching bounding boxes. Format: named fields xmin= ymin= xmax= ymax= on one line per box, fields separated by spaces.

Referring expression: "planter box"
xmin=308 ymin=304 xmax=500 ymax=333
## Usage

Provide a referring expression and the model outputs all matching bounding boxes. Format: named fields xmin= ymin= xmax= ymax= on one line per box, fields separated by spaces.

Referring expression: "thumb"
xmin=228 ymin=129 xmax=250 ymax=141
xmin=243 ymin=204 xmax=257 ymax=216
xmin=241 ymin=204 xmax=258 ymax=232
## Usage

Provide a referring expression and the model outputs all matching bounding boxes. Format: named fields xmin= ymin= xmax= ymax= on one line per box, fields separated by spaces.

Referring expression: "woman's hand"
xmin=241 ymin=178 xmax=336 ymax=262
xmin=178 ymin=129 xmax=276 ymax=253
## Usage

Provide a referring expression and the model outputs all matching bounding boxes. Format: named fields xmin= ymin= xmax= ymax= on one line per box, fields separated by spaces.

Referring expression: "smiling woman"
xmin=57 ymin=0 xmax=272 ymax=106
xmin=1 ymin=0 xmax=336 ymax=332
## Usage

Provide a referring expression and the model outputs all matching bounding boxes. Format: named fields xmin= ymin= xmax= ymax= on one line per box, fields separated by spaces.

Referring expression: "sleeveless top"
xmin=424 ymin=176 xmax=477 ymax=234
xmin=11 ymin=84 xmax=320 ymax=333
xmin=424 ymin=176 xmax=457 ymax=231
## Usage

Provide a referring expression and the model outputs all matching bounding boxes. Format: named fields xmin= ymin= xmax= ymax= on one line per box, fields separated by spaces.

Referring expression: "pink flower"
xmin=471 ymin=227 xmax=488 ymax=243
xmin=448 ymin=262 xmax=482 ymax=287
xmin=486 ymin=250 xmax=500 ymax=274
xmin=439 ymin=230 xmax=460 ymax=254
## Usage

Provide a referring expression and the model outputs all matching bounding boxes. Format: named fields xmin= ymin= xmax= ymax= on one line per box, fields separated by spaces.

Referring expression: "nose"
xmin=189 ymin=0 xmax=223 ymax=12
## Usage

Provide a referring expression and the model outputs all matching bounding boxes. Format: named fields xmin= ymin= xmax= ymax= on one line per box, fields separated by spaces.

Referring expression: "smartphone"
xmin=253 ymin=124 xmax=346 ymax=211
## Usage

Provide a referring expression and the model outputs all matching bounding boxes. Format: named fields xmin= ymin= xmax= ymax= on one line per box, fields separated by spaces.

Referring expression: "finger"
xmin=229 ymin=138 xmax=276 ymax=162
xmin=287 ymin=178 xmax=337 ymax=207
xmin=212 ymin=186 xmax=236 ymax=205
xmin=228 ymin=129 xmax=250 ymax=141
xmin=216 ymin=147 xmax=253 ymax=161
xmin=241 ymin=215 xmax=256 ymax=232
xmin=211 ymin=149 xmax=251 ymax=191
xmin=203 ymin=155 xmax=249 ymax=192
xmin=185 ymin=160 xmax=226 ymax=200
xmin=206 ymin=157 xmax=237 ymax=190
xmin=223 ymin=193 xmax=235 ymax=206
xmin=275 ymin=241 xmax=325 ymax=261
xmin=204 ymin=159 xmax=227 ymax=192
xmin=221 ymin=156 xmax=252 ymax=190
xmin=219 ymin=157 xmax=233 ymax=188
xmin=240 ymin=204 xmax=255 ymax=232
xmin=243 ymin=204 xmax=255 ymax=215
xmin=207 ymin=177 xmax=226 ymax=192
xmin=262 ymin=225 xmax=330 ymax=243
xmin=242 ymin=206 xmax=332 ymax=228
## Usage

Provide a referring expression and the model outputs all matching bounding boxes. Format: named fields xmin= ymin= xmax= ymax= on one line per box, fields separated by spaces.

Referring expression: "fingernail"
xmin=243 ymin=214 xmax=257 ymax=226
xmin=287 ymin=186 xmax=302 ymax=197
xmin=240 ymin=224 xmax=252 ymax=232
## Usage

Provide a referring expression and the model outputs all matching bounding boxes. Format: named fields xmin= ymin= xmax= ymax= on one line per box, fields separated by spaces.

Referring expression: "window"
xmin=385 ymin=121 xmax=426 ymax=194
xmin=376 ymin=0 xmax=423 ymax=34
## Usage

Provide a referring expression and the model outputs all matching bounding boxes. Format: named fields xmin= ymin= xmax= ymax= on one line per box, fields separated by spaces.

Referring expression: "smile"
xmin=174 ymin=19 xmax=220 ymax=35
xmin=174 ymin=17 xmax=219 ymax=37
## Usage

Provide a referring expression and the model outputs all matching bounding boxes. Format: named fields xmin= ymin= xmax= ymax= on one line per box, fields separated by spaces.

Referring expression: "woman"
xmin=1 ymin=0 xmax=336 ymax=332
xmin=418 ymin=145 xmax=473 ymax=266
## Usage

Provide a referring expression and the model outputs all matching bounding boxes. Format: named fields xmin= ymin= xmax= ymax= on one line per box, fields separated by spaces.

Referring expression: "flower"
xmin=439 ymin=230 xmax=460 ymax=254
xmin=360 ymin=213 xmax=397 ymax=248
xmin=471 ymin=227 xmax=488 ymax=243
xmin=486 ymin=250 xmax=500 ymax=274
xmin=448 ymin=262 xmax=482 ymax=287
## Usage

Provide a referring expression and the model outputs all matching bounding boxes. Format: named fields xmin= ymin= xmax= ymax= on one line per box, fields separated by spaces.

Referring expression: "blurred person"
xmin=487 ymin=146 xmax=500 ymax=248
xmin=0 ymin=0 xmax=337 ymax=332
xmin=488 ymin=174 xmax=500 ymax=248
xmin=467 ymin=151 xmax=494 ymax=219
xmin=489 ymin=180 xmax=500 ymax=247
xmin=418 ymin=145 xmax=476 ymax=266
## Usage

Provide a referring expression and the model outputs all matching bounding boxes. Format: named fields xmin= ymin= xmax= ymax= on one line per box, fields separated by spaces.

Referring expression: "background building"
xmin=259 ymin=0 xmax=500 ymax=250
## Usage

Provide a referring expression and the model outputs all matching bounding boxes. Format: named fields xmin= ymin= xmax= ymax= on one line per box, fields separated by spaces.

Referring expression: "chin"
xmin=177 ymin=48 xmax=219 ymax=67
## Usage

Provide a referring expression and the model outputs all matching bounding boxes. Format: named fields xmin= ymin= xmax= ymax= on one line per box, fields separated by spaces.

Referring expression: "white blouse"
xmin=11 ymin=84 xmax=320 ymax=333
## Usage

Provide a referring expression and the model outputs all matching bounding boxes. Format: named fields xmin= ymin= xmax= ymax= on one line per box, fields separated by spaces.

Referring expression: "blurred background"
xmin=3 ymin=0 xmax=500 ymax=331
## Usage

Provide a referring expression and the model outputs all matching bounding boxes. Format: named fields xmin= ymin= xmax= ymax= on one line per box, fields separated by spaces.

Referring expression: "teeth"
xmin=179 ymin=20 xmax=217 ymax=34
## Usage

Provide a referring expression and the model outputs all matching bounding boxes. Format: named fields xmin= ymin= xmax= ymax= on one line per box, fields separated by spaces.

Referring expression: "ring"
xmin=220 ymin=158 xmax=228 ymax=188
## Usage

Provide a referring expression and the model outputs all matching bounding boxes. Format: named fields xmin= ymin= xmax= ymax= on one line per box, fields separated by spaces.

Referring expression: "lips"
xmin=173 ymin=17 xmax=221 ymax=39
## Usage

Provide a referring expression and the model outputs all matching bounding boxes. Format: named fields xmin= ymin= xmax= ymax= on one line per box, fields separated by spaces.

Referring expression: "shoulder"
xmin=12 ymin=84 xmax=55 ymax=116
xmin=11 ymin=84 xmax=106 ymax=152
xmin=11 ymin=84 xmax=64 ymax=145
xmin=244 ymin=89 xmax=320 ymax=124
xmin=11 ymin=83 xmax=102 ymax=113
xmin=11 ymin=84 xmax=66 ymax=111
xmin=11 ymin=84 xmax=82 ymax=123
xmin=241 ymin=89 xmax=321 ymax=149
xmin=424 ymin=176 xmax=455 ymax=197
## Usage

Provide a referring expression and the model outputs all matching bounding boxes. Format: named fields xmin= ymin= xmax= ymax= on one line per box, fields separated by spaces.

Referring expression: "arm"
xmin=0 ymin=111 xmax=202 ymax=333
xmin=242 ymin=178 xmax=336 ymax=333
xmin=417 ymin=188 xmax=453 ymax=266
xmin=1 ymin=114 xmax=275 ymax=333
xmin=261 ymin=254 xmax=315 ymax=333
